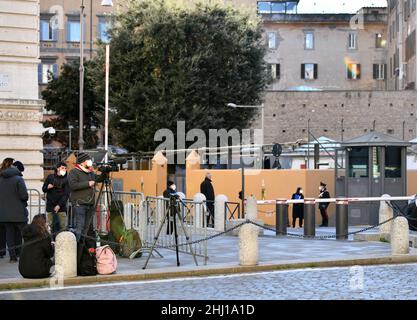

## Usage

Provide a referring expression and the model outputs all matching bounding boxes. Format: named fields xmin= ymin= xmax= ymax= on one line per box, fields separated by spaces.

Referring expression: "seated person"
xmin=19 ymin=214 xmax=54 ymax=279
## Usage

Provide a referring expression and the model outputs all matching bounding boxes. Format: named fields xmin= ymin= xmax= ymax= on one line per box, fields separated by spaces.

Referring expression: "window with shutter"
xmin=302 ymin=63 xmax=315 ymax=80
xmin=347 ymin=63 xmax=361 ymax=80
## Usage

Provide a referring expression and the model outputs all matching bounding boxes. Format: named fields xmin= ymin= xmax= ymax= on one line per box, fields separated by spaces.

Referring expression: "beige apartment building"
xmin=38 ymin=0 xmax=118 ymax=94
xmin=387 ymin=0 xmax=417 ymax=90
xmin=262 ymin=4 xmax=389 ymax=91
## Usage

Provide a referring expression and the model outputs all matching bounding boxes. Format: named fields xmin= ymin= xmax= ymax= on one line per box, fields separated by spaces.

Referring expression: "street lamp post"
xmin=79 ymin=0 xmax=85 ymax=151
xmin=227 ymin=102 xmax=264 ymax=216
xmin=78 ymin=0 xmax=113 ymax=152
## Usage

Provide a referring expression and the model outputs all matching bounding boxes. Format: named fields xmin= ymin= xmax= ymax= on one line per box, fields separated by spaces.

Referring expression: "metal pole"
xmin=403 ymin=120 xmax=405 ymax=140
xmin=275 ymin=199 xmax=288 ymax=236
xmin=68 ymin=126 xmax=72 ymax=152
xmin=341 ymin=118 xmax=344 ymax=142
xmin=261 ymin=104 xmax=264 ymax=147
xmin=307 ymin=119 xmax=310 ymax=169
xmin=78 ymin=0 xmax=85 ymax=151
xmin=104 ymin=44 xmax=110 ymax=162
xmin=241 ymin=165 xmax=245 ymax=217
xmin=304 ymin=198 xmax=315 ymax=237
xmin=336 ymin=199 xmax=348 ymax=240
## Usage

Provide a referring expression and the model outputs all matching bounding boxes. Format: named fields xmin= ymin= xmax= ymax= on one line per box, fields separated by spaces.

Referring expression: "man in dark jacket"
xmin=200 ymin=173 xmax=215 ymax=228
xmin=68 ymin=153 xmax=104 ymax=242
xmin=318 ymin=182 xmax=331 ymax=227
xmin=42 ymin=161 xmax=70 ymax=238
xmin=163 ymin=181 xmax=178 ymax=235
xmin=0 ymin=160 xmax=29 ymax=262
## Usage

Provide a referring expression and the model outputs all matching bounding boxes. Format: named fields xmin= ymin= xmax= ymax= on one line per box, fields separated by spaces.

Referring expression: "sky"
xmin=297 ymin=0 xmax=388 ymax=13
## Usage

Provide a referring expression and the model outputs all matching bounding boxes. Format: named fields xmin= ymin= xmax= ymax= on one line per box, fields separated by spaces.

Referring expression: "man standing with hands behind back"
xmin=68 ymin=153 xmax=104 ymax=241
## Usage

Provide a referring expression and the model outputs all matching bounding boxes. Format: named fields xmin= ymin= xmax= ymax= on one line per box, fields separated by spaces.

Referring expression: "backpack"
xmin=96 ymin=245 xmax=117 ymax=275
xmin=77 ymin=235 xmax=97 ymax=276
xmin=119 ymin=229 xmax=142 ymax=258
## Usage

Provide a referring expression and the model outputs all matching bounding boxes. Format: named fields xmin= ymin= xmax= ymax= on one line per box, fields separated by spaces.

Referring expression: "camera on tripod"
xmin=95 ymin=158 xmax=127 ymax=174
xmin=96 ymin=162 xmax=119 ymax=174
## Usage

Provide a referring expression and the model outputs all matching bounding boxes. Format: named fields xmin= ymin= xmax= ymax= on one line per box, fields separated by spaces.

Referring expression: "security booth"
xmin=335 ymin=132 xmax=410 ymax=225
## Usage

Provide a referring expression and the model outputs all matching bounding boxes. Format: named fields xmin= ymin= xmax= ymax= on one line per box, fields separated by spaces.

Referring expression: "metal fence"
xmin=93 ymin=190 xmax=146 ymax=234
xmin=145 ymin=196 xmax=209 ymax=264
xmin=27 ymin=189 xmax=46 ymax=222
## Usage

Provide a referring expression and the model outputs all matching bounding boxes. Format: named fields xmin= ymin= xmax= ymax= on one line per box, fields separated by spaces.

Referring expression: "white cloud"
xmin=297 ymin=0 xmax=388 ymax=14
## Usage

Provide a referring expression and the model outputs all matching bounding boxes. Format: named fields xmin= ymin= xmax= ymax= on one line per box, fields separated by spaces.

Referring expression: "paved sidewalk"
xmin=1 ymin=226 xmax=417 ymax=290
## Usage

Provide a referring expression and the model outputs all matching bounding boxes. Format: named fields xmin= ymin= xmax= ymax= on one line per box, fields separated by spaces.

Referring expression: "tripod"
xmin=142 ymin=194 xmax=198 ymax=269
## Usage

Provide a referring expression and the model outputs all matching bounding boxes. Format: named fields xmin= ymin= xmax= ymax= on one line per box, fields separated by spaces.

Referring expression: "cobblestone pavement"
xmin=1 ymin=263 xmax=417 ymax=300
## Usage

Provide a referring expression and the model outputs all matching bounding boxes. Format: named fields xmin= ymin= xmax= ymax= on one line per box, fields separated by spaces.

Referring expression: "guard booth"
xmin=335 ymin=132 xmax=410 ymax=225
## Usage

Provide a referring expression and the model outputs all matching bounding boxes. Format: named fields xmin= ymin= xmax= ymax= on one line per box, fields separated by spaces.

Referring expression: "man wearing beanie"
xmin=68 ymin=152 xmax=104 ymax=241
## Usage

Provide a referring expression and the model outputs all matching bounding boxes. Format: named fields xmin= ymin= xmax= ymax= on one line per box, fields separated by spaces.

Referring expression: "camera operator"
xmin=68 ymin=153 xmax=105 ymax=242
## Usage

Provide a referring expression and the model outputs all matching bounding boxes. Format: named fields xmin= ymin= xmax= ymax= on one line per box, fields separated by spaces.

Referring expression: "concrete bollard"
xmin=245 ymin=195 xmax=258 ymax=220
xmin=391 ymin=217 xmax=410 ymax=255
xmin=193 ymin=193 xmax=206 ymax=228
xmin=239 ymin=196 xmax=259 ymax=266
xmin=379 ymin=194 xmax=393 ymax=237
xmin=55 ymin=231 xmax=77 ymax=278
xmin=214 ymin=194 xmax=228 ymax=232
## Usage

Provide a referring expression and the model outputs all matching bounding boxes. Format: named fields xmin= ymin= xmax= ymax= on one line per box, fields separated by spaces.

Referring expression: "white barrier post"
xmin=139 ymin=199 xmax=147 ymax=242
xmin=55 ymin=231 xmax=77 ymax=278
xmin=215 ymin=194 xmax=228 ymax=232
xmin=193 ymin=193 xmax=206 ymax=229
xmin=239 ymin=196 xmax=259 ymax=266
xmin=391 ymin=217 xmax=410 ymax=254
xmin=379 ymin=194 xmax=393 ymax=238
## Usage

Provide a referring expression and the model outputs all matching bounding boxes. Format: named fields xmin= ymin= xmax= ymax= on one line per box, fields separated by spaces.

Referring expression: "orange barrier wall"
xmin=186 ymin=151 xmax=335 ymax=226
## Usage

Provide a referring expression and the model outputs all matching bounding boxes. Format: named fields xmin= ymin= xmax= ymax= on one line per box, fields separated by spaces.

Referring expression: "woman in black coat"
xmin=19 ymin=214 xmax=54 ymax=279
xmin=0 ymin=158 xmax=28 ymax=262
xmin=291 ymin=187 xmax=304 ymax=228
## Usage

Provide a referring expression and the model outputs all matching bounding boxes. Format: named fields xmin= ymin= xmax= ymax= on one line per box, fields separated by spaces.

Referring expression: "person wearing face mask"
xmin=163 ymin=181 xmax=178 ymax=235
xmin=42 ymin=162 xmax=70 ymax=239
xmin=318 ymin=182 xmax=330 ymax=227
xmin=68 ymin=153 xmax=104 ymax=242
xmin=291 ymin=187 xmax=304 ymax=228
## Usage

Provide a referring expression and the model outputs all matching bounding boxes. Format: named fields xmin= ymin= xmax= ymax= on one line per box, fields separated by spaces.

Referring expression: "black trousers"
xmin=0 ymin=224 xmax=6 ymax=256
xmin=206 ymin=203 xmax=214 ymax=227
xmin=4 ymin=222 xmax=26 ymax=258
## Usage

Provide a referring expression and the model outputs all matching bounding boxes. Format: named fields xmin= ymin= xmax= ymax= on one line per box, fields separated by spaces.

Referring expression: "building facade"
xmin=262 ymin=4 xmax=389 ymax=91
xmin=0 ymin=0 xmax=44 ymax=190
xmin=38 ymin=0 xmax=117 ymax=95
xmin=387 ymin=0 xmax=417 ymax=90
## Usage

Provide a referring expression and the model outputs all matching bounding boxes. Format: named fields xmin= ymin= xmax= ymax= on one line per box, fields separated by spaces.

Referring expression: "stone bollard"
xmin=215 ymin=194 xmax=228 ymax=232
xmin=55 ymin=231 xmax=77 ymax=278
xmin=239 ymin=196 xmax=259 ymax=266
xmin=391 ymin=217 xmax=410 ymax=255
xmin=379 ymin=194 xmax=393 ymax=238
xmin=193 ymin=193 xmax=206 ymax=228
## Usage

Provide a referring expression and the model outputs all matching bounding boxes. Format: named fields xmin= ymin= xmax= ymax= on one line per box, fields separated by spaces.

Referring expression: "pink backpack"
xmin=96 ymin=245 xmax=118 ymax=275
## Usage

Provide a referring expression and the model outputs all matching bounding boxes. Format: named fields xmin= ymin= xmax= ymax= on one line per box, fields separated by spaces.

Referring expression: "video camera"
xmin=95 ymin=158 xmax=127 ymax=174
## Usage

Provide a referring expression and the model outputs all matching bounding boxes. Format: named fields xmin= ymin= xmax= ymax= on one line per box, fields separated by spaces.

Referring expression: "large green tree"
xmin=93 ymin=0 xmax=269 ymax=152
xmin=42 ymin=61 xmax=102 ymax=149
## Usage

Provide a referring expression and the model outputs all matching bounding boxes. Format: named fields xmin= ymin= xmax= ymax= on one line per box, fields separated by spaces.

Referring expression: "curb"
xmin=1 ymin=254 xmax=417 ymax=291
